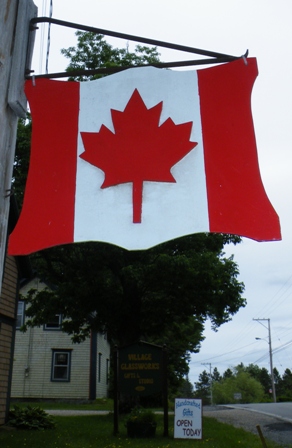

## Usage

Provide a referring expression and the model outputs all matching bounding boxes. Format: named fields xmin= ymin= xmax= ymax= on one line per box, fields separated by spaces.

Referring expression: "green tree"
xmin=278 ymin=368 xmax=292 ymax=401
xmin=61 ymin=31 xmax=160 ymax=81
xmin=177 ymin=376 xmax=194 ymax=398
xmin=272 ymin=367 xmax=282 ymax=391
xmin=223 ymin=368 xmax=234 ymax=379
xmin=15 ymin=32 xmax=245 ymax=388
xmin=194 ymin=370 xmax=211 ymax=404
xmin=245 ymin=364 xmax=271 ymax=396
xmin=24 ymin=233 xmax=244 ymax=387
xmin=13 ymin=115 xmax=32 ymax=207
xmin=212 ymin=370 xmax=265 ymax=404
xmin=212 ymin=367 xmax=222 ymax=382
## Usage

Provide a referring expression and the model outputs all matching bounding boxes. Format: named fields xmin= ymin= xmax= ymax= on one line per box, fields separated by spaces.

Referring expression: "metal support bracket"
xmin=28 ymin=16 xmax=248 ymax=79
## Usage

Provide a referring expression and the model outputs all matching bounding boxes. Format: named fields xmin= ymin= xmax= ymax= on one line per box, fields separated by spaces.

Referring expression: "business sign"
xmin=174 ymin=398 xmax=202 ymax=439
xmin=119 ymin=341 xmax=162 ymax=396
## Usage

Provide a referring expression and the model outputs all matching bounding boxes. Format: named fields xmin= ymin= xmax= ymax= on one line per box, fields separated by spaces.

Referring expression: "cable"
xmin=39 ymin=0 xmax=47 ymax=73
xmin=45 ymin=0 xmax=53 ymax=74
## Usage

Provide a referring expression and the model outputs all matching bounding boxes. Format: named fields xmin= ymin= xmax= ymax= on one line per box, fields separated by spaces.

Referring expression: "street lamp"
xmin=254 ymin=318 xmax=276 ymax=403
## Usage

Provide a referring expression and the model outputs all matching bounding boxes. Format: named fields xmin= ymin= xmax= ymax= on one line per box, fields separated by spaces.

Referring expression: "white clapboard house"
xmin=11 ymin=277 xmax=110 ymax=401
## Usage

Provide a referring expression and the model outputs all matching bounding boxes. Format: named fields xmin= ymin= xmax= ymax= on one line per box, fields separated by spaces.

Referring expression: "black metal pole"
xmin=31 ymin=17 xmax=239 ymax=59
xmin=27 ymin=16 xmax=247 ymax=79
xmin=162 ymin=345 xmax=168 ymax=437
xmin=113 ymin=345 xmax=119 ymax=435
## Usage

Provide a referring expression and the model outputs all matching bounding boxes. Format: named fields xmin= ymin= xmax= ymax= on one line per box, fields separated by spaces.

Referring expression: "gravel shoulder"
xmin=203 ymin=406 xmax=292 ymax=447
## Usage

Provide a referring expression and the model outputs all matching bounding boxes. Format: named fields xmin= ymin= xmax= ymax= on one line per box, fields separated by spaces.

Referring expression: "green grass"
xmin=0 ymin=414 xmax=287 ymax=448
xmin=9 ymin=398 xmax=113 ymax=411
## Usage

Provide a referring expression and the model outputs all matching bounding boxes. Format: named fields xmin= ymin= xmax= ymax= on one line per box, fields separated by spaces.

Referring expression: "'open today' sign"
xmin=174 ymin=398 xmax=202 ymax=439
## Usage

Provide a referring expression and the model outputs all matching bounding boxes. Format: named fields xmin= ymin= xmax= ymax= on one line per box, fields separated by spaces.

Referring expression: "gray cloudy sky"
xmin=31 ymin=0 xmax=292 ymax=386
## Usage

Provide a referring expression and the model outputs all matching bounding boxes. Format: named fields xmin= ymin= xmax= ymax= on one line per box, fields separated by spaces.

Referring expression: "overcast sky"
xmin=31 ymin=0 xmax=292 ymax=388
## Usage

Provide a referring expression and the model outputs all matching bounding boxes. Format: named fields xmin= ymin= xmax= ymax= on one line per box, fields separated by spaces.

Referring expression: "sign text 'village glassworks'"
xmin=9 ymin=58 xmax=281 ymax=255
xmin=174 ymin=398 xmax=202 ymax=440
xmin=118 ymin=342 xmax=162 ymax=396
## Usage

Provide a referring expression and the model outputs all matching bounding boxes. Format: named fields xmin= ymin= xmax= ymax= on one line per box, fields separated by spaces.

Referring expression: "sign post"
xmin=174 ymin=398 xmax=202 ymax=440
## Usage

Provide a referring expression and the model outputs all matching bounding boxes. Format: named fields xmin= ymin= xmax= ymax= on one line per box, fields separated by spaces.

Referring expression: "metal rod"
xmin=113 ymin=345 xmax=119 ymax=435
xmin=26 ymin=54 xmax=243 ymax=80
xmin=163 ymin=345 xmax=169 ymax=437
xmin=27 ymin=17 xmax=248 ymax=79
xmin=31 ymin=16 xmax=241 ymax=59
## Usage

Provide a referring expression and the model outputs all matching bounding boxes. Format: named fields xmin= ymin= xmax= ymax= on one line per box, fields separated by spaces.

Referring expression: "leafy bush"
xmin=124 ymin=406 xmax=157 ymax=426
xmin=212 ymin=371 xmax=265 ymax=404
xmin=8 ymin=405 xmax=56 ymax=430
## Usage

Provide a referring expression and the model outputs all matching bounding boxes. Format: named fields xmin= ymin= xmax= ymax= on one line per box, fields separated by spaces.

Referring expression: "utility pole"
xmin=0 ymin=0 xmax=37 ymax=294
xmin=202 ymin=362 xmax=213 ymax=405
xmin=254 ymin=318 xmax=276 ymax=403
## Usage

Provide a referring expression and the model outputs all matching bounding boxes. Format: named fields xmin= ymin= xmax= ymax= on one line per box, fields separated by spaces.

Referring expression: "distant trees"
xmin=194 ymin=370 xmax=211 ymax=404
xmin=194 ymin=363 xmax=292 ymax=404
xmin=177 ymin=376 xmax=194 ymax=398
xmin=212 ymin=369 xmax=265 ymax=404
xmin=277 ymin=368 xmax=292 ymax=401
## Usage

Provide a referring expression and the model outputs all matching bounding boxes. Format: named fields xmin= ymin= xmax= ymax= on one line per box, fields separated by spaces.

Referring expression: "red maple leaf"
xmin=80 ymin=89 xmax=197 ymax=223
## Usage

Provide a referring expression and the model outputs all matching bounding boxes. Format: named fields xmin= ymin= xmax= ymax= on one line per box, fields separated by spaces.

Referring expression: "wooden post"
xmin=256 ymin=425 xmax=268 ymax=448
xmin=0 ymin=0 xmax=37 ymax=293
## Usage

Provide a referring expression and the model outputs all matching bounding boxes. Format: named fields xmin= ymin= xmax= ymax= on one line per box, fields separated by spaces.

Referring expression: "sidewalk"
xmin=47 ymin=410 xmax=110 ymax=416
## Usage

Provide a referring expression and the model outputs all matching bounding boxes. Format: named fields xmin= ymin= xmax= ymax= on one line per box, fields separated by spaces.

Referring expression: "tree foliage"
xmin=277 ymin=368 xmax=292 ymax=401
xmin=15 ymin=32 xmax=246 ymax=387
xmin=13 ymin=115 xmax=32 ymax=207
xmin=61 ymin=31 xmax=160 ymax=81
xmin=195 ymin=363 xmax=292 ymax=404
xmin=212 ymin=370 xmax=265 ymax=405
xmin=24 ymin=233 xmax=244 ymax=386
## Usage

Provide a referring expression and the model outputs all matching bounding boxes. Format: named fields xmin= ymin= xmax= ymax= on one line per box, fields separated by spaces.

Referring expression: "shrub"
xmin=124 ymin=406 xmax=157 ymax=426
xmin=8 ymin=405 xmax=56 ymax=430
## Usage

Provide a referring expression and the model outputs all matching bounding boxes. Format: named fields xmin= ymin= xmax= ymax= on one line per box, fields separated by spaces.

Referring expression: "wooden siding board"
xmin=0 ymin=255 xmax=18 ymax=320
xmin=11 ymin=278 xmax=110 ymax=400
xmin=0 ymin=320 xmax=15 ymax=425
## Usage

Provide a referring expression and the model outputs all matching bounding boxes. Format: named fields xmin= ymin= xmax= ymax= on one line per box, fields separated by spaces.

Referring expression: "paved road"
xmin=204 ymin=405 xmax=292 ymax=447
xmin=228 ymin=403 xmax=292 ymax=423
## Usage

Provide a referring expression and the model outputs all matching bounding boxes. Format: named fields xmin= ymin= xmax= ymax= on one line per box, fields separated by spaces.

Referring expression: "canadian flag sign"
xmin=9 ymin=58 xmax=281 ymax=255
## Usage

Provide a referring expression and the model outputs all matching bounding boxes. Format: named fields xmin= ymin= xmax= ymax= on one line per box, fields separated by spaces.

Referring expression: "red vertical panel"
xmin=198 ymin=58 xmax=281 ymax=241
xmin=9 ymin=79 xmax=80 ymax=255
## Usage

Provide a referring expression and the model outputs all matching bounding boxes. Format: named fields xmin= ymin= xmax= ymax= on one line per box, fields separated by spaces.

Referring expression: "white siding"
xmin=11 ymin=278 xmax=110 ymax=400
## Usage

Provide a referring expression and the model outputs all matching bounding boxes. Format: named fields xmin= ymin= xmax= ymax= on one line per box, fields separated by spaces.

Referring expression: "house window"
xmin=44 ymin=314 xmax=62 ymax=330
xmin=51 ymin=350 xmax=71 ymax=382
xmin=16 ymin=301 xmax=25 ymax=329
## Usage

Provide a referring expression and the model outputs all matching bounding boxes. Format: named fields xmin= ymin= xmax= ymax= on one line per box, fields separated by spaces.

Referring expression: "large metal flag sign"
xmin=9 ymin=58 xmax=281 ymax=255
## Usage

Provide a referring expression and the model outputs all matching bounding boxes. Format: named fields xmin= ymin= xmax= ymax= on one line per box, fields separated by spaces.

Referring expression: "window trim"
xmin=106 ymin=358 xmax=110 ymax=385
xmin=98 ymin=352 xmax=102 ymax=383
xmin=51 ymin=349 xmax=72 ymax=382
xmin=44 ymin=314 xmax=62 ymax=331
xmin=16 ymin=301 xmax=25 ymax=329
